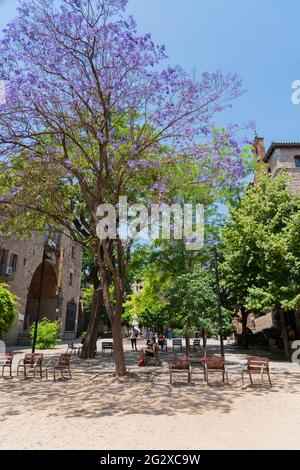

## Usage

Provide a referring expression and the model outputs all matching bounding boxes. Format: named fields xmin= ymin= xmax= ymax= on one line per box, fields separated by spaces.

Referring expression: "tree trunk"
xmin=99 ymin=242 xmax=127 ymax=376
xmin=80 ymin=286 xmax=103 ymax=359
xmin=279 ymin=309 xmax=290 ymax=360
xmin=111 ymin=314 xmax=127 ymax=376
xmin=202 ymin=328 xmax=207 ymax=357
xmin=241 ymin=306 xmax=249 ymax=348
xmin=185 ymin=334 xmax=190 ymax=357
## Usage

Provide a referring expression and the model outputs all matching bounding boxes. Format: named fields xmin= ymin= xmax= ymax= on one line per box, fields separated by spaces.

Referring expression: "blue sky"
xmin=1 ymin=0 xmax=300 ymax=149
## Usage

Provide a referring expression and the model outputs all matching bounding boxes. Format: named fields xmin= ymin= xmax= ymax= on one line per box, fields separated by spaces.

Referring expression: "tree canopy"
xmin=220 ymin=172 xmax=300 ymax=356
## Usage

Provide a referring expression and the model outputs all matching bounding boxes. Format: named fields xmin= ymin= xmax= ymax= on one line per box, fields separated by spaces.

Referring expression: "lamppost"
xmin=212 ymin=246 xmax=225 ymax=358
xmin=202 ymin=242 xmax=225 ymax=358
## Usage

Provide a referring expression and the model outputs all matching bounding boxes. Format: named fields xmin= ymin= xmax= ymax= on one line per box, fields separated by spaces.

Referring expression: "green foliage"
xmin=29 ymin=318 xmax=61 ymax=349
xmin=0 ymin=284 xmax=18 ymax=332
xmin=123 ymin=278 xmax=170 ymax=328
xmin=220 ymin=172 xmax=300 ymax=315
xmin=81 ymin=284 xmax=94 ymax=314
xmin=166 ymin=266 xmax=229 ymax=336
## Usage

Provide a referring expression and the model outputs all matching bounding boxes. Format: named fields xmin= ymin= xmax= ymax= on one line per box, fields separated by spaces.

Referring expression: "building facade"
xmin=254 ymin=137 xmax=300 ymax=192
xmin=0 ymin=231 xmax=82 ymax=345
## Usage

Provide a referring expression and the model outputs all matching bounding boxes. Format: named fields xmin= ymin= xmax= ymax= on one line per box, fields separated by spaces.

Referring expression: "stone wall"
xmin=0 ymin=232 xmax=82 ymax=345
xmin=269 ymin=147 xmax=300 ymax=192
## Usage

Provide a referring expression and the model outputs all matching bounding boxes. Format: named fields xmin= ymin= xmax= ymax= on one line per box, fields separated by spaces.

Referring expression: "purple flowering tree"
xmin=0 ymin=0 xmax=251 ymax=375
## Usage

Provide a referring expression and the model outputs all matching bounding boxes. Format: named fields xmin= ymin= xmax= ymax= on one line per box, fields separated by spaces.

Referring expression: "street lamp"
xmin=202 ymin=242 xmax=225 ymax=359
xmin=212 ymin=246 xmax=225 ymax=358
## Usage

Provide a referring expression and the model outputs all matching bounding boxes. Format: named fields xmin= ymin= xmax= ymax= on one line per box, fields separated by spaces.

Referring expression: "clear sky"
xmin=1 ymin=0 xmax=300 ymax=149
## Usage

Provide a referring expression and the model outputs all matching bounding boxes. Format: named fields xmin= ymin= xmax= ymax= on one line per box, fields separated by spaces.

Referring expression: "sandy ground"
xmin=0 ymin=339 xmax=300 ymax=450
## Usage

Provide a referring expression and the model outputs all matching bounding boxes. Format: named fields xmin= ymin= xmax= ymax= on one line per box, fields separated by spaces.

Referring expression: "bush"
xmin=29 ymin=318 xmax=61 ymax=349
xmin=0 ymin=284 xmax=18 ymax=333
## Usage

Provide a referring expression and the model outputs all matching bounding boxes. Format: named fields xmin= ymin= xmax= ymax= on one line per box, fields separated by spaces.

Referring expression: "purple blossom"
xmin=0 ymin=0 xmax=251 ymax=206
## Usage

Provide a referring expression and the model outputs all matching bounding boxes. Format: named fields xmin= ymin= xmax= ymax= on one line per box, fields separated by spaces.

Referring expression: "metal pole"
xmin=31 ymin=246 xmax=47 ymax=353
xmin=213 ymin=246 xmax=225 ymax=358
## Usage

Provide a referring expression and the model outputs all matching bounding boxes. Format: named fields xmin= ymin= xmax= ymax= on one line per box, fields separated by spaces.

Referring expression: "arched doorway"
xmin=23 ymin=262 xmax=58 ymax=330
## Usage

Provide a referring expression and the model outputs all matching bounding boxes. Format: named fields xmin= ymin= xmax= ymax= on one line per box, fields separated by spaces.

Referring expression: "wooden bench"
xmin=45 ymin=354 xmax=72 ymax=381
xmin=102 ymin=341 xmax=113 ymax=355
xmin=17 ymin=353 xmax=43 ymax=379
xmin=169 ymin=358 xmax=192 ymax=385
xmin=241 ymin=356 xmax=271 ymax=387
xmin=192 ymin=339 xmax=201 ymax=352
xmin=202 ymin=357 xmax=228 ymax=384
xmin=66 ymin=342 xmax=82 ymax=356
xmin=0 ymin=353 xmax=13 ymax=379
xmin=172 ymin=338 xmax=183 ymax=352
xmin=144 ymin=351 xmax=161 ymax=366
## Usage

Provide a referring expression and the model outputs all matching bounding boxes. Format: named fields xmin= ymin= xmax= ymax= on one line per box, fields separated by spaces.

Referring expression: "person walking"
xmin=130 ymin=326 xmax=138 ymax=351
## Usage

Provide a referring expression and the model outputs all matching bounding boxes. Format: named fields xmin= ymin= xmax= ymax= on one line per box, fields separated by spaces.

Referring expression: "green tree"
xmin=166 ymin=267 xmax=227 ymax=355
xmin=220 ymin=173 xmax=300 ymax=358
xmin=123 ymin=277 xmax=170 ymax=329
xmin=0 ymin=284 xmax=18 ymax=333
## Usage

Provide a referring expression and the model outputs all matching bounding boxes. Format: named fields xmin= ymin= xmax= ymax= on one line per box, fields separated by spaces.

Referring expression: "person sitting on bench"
xmin=139 ymin=339 xmax=158 ymax=361
xmin=158 ymin=333 xmax=167 ymax=351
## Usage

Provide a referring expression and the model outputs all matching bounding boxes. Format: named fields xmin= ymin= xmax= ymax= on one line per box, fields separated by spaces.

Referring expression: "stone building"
xmin=0 ymin=230 xmax=82 ymax=345
xmin=254 ymin=137 xmax=300 ymax=192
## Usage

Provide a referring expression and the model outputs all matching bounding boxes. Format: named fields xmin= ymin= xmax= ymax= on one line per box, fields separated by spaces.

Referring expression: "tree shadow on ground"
xmin=1 ymin=360 xmax=299 ymax=423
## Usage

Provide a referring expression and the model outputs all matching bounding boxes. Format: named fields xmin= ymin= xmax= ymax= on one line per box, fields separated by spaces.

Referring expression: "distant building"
xmin=0 ymin=231 xmax=82 ymax=345
xmin=254 ymin=137 xmax=300 ymax=192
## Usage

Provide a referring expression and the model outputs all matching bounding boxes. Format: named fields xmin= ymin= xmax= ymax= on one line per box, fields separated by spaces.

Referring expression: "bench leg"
xmin=267 ymin=371 xmax=272 ymax=387
xmin=260 ymin=369 xmax=264 ymax=385
xmin=169 ymin=368 xmax=172 ymax=385
xmin=17 ymin=365 xmax=25 ymax=379
xmin=248 ymin=371 xmax=253 ymax=385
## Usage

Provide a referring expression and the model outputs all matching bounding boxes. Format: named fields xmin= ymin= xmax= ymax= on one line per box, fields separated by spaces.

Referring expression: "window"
xmin=295 ymin=156 xmax=300 ymax=168
xmin=65 ymin=302 xmax=77 ymax=332
xmin=10 ymin=254 xmax=18 ymax=272
xmin=0 ymin=247 xmax=8 ymax=267
xmin=69 ymin=272 xmax=73 ymax=286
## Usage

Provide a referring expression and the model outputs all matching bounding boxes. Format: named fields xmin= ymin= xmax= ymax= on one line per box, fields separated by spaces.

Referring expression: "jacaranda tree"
xmin=0 ymin=0 xmax=251 ymax=375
